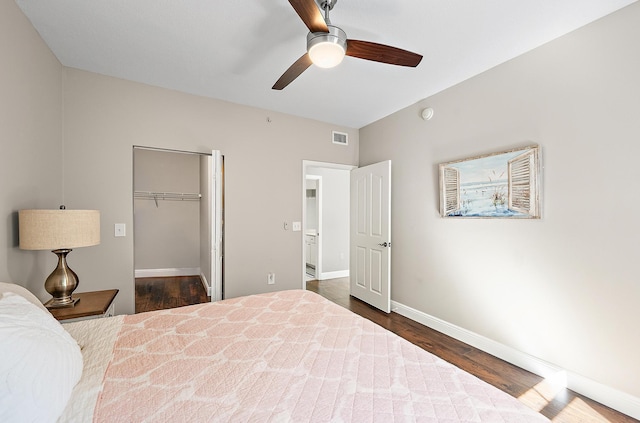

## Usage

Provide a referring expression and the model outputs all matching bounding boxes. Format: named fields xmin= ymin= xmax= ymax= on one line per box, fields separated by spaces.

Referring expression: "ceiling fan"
xmin=272 ymin=0 xmax=423 ymax=90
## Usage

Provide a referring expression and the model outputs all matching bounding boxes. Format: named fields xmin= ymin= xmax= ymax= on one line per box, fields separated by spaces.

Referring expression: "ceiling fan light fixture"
xmin=307 ymin=26 xmax=347 ymax=68
xmin=309 ymin=42 xmax=345 ymax=68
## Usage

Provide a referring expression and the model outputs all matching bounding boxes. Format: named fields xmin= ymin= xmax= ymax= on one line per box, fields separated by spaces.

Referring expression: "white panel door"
xmin=210 ymin=150 xmax=223 ymax=302
xmin=350 ymin=161 xmax=391 ymax=313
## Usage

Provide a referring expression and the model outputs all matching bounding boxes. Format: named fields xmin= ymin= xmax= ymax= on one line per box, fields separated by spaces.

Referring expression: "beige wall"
xmin=360 ymin=2 xmax=640 ymax=402
xmin=62 ymin=68 xmax=359 ymax=315
xmin=0 ymin=0 xmax=63 ymax=297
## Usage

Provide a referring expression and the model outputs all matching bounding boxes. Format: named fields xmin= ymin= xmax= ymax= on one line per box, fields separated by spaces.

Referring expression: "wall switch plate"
xmin=292 ymin=221 xmax=301 ymax=231
xmin=267 ymin=273 xmax=275 ymax=285
xmin=114 ymin=223 xmax=126 ymax=237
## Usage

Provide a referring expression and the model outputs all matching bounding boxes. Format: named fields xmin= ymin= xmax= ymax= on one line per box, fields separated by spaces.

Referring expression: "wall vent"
xmin=332 ymin=131 xmax=348 ymax=146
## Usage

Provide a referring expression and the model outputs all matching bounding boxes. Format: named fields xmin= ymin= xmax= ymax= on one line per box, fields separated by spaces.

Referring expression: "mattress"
xmin=61 ymin=290 xmax=549 ymax=422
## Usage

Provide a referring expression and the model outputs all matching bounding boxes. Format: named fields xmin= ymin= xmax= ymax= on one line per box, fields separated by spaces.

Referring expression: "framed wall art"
xmin=439 ymin=146 xmax=541 ymax=218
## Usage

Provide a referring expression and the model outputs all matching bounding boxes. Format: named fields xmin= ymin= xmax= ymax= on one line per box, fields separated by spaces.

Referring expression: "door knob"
xmin=378 ymin=242 xmax=391 ymax=247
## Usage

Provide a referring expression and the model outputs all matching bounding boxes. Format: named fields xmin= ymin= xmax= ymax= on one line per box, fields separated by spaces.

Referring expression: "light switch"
xmin=292 ymin=221 xmax=302 ymax=232
xmin=114 ymin=223 xmax=126 ymax=237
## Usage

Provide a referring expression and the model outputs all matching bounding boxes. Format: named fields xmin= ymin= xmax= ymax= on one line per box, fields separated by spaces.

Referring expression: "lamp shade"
xmin=19 ymin=209 xmax=100 ymax=250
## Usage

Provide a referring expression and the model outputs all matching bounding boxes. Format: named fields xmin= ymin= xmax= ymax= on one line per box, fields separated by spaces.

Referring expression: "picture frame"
xmin=439 ymin=145 xmax=541 ymax=218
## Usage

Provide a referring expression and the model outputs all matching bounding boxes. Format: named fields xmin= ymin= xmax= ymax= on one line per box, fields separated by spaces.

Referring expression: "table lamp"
xmin=19 ymin=207 xmax=100 ymax=309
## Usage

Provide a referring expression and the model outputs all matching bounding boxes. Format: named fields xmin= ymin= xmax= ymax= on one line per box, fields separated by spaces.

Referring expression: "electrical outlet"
xmin=267 ymin=273 xmax=276 ymax=285
xmin=292 ymin=221 xmax=301 ymax=231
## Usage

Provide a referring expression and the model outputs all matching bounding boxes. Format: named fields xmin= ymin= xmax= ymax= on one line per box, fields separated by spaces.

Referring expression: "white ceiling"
xmin=15 ymin=0 xmax=637 ymax=128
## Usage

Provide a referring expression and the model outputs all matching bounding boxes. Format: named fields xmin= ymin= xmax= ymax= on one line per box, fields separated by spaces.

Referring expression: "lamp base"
xmin=44 ymin=248 xmax=81 ymax=309
xmin=44 ymin=297 xmax=80 ymax=309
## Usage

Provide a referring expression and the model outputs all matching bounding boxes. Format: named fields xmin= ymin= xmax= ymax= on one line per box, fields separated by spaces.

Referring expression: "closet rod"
xmin=134 ymin=191 xmax=202 ymax=201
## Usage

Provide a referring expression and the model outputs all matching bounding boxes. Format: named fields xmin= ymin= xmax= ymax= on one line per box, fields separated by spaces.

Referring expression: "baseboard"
xmin=200 ymin=272 xmax=211 ymax=297
xmin=390 ymin=299 xmax=640 ymax=420
xmin=134 ymin=267 xmax=201 ymax=278
xmin=565 ymin=372 xmax=640 ymax=421
xmin=318 ymin=270 xmax=349 ymax=280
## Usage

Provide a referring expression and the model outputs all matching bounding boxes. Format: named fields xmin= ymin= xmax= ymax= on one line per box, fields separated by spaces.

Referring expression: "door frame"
xmin=209 ymin=150 xmax=223 ymax=301
xmin=305 ymin=175 xmax=322 ymax=279
xmin=301 ymin=160 xmax=356 ymax=288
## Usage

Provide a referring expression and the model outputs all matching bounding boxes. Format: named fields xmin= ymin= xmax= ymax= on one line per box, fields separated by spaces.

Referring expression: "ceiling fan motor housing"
xmin=307 ymin=25 xmax=347 ymax=68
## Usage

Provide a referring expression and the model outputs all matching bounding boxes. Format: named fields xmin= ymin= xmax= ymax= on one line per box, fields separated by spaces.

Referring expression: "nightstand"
xmin=49 ymin=289 xmax=119 ymax=322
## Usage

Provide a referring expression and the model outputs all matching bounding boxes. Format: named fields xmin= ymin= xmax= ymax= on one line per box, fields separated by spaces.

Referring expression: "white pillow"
xmin=0 ymin=282 xmax=48 ymax=312
xmin=0 ymin=292 xmax=83 ymax=423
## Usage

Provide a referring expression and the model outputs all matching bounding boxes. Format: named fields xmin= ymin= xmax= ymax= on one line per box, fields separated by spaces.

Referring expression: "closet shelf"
xmin=134 ymin=191 xmax=201 ymax=202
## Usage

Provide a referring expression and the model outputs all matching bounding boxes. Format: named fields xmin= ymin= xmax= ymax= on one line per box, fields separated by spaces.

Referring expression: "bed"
xmin=0 ymin=283 xmax=549 ymax=422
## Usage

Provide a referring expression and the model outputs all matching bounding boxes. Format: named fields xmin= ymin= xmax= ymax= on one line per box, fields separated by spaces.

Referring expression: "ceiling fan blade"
xmin=346 ymin=39 xmax=423 ymax=67
xmin=272 ymin=53 xmax=313 ymax=90
xmin=288 ymin=0 xmax=329 ymax=33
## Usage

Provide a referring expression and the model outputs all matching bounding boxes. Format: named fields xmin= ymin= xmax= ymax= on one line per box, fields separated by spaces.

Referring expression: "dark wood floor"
xmin=135 ymin=276 xmax=636 ymax=422
xmin=135 ymin=275 xmax=209 ymax=313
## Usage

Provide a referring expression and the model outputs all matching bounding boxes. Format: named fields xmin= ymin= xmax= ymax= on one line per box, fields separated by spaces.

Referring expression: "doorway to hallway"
xmin=301 ymin=161 xmax=354 ymax=287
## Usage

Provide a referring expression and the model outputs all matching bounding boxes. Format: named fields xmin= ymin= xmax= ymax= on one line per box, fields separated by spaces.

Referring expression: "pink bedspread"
xmin=94 ymin=290 xmax=548 ymax=422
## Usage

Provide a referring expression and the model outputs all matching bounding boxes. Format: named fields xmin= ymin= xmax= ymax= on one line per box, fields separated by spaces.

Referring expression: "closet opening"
xmin=133 ymin=146 xmax=224 ymax=313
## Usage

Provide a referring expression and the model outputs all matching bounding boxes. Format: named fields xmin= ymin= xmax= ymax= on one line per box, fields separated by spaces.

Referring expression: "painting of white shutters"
xmin=508 ymin=149 xmax=539 ymax=217
xmin=441 ymin=166 xmax=460 ymax=216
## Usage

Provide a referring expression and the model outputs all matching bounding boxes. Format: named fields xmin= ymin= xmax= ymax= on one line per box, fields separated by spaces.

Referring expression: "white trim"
xmin=210 ymin=150 xmax=223 ymax=302
xmin=134 ymin=267 xmax=201 ymax=278
xmin=200 ymin=271 xmax=211 ymax=296
xmin=391 ymin=299 xmax=640 ymax=420
xmin=306 ymin=175 xmax=322 ymax=279
xmin=318 ymin=270 xmax=349 ymax=280
xmin=566 ymin=373 xmax=640 ymax=421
